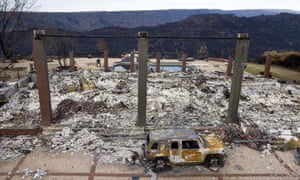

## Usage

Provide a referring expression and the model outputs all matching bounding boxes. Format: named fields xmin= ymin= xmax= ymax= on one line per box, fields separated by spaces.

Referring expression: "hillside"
xmin=72 ymin=13 xmax=300 ymax=59
xmin=25 ymin=9 xmax=300 ymax=32
xmin=13 ymin=13 xmax=300 ymax=61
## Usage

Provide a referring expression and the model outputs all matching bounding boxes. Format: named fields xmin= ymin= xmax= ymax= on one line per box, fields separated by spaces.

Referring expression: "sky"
xmin=35 ymin=0 xmax=300 ymax=12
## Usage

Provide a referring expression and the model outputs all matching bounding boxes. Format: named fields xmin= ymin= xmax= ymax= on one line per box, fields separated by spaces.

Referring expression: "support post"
xmin=227 ymin=33 xmax=250 ymax=124
xmin=69 ymin=50 xmax=75 ymax=72
xmin=136 ymin=32 xmax=148 ymax=127
xmin=156 ymin=52 xmax=161 ymax=73
xmin=104 ymin=50 xmax=108 ymax=72
xmin=32 ymin=30 xmax=52 ymax=126
xmin=226 ymin=54 xmax=234 ymax=76
xmin=181 ymin=53 xmax=187 ymax=73
xmin=130 ymin=51 xmax=135 ymax=72
xmin=264 ymin=55 xmax=272 ymax=78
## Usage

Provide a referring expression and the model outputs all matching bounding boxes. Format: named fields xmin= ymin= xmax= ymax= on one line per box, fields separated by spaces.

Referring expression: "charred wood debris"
xmin=0 ymin=69 xmax=300 ymax=162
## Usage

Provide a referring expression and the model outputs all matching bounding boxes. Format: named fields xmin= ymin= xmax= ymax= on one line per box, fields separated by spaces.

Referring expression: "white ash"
xmin=42 ymin=126 xmax=143 ymax=163
xmin=20 ymin=168 xmax=47 ymax=179
xmin=0 ymin=136 xmax=41 ymax=160
xmin=0 ymin=69 xmax=300 ymax=162
xmin=47 ymin=127 xmax=104 ymax=153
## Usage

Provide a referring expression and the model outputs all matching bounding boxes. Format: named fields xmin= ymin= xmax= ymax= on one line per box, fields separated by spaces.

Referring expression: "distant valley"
xmin=27 ymin=9 xmax=300 ymax=31
xmin=14 ymin=9 xmax=300 ymax=62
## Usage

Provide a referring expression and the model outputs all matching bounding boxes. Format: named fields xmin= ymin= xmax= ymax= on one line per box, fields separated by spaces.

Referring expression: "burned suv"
xmin=142 ymin=128 xmax=225 ymax=171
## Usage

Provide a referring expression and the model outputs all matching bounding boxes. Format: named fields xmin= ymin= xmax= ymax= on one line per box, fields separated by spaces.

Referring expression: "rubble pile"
xmin=0 ymin=135 xmax=41 ymax=160
xmin=48 ymin=127 xmax=104 ymax=153
xmin=222 ymin=123 xmax=271 ymax=150
xmin=1 ymin=87 xmax=40 ymax=127
xmin=0 ymin=68 xmax=300 ymax=162
xmin=54 ymin=99 xmax=111 ymax=120
xmin=240 ymin=81 xmax=300 ymax=129
xmin=43 ymin=127 xmax=143 ymax=163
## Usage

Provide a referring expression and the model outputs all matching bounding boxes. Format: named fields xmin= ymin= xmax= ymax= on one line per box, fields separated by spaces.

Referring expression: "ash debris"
xmin=0 ymin=68 xmax=300 ymax=162
xmin=54 ymin=99 xmax=111 ymax=121
xmin=222 ymin=123 xmax=272 ymax=150
xmin=16 ymin=168 xmax=47 ymax=179
xmin=0 ymin=135 xmax=41 ymax=160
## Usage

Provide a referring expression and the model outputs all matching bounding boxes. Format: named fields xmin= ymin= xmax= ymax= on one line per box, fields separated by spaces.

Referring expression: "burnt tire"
xmin=205 ymin=155 xmax=225 ymax=170
xmin=150 ymin=158 xmax=171 ymax=172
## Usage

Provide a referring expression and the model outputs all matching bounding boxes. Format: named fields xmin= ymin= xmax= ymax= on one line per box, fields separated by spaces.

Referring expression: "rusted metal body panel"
xmin=144 ymin=128 xmax=225 ymax=166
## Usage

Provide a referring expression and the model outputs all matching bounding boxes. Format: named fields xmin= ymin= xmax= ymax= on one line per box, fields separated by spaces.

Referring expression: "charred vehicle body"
xmin=142 ymin=128 xmax=225 ymax=171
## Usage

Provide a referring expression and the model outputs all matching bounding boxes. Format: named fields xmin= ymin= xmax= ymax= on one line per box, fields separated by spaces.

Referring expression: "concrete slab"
xmin=96 ymin=163 xmax=144 ymax=174
xmin=2 ymin=144 xmax=299 ymax=180
xmin=12 ymin=176 xmax=88 ymax=180
xmin=0 ymin=175 xmax=9 ymax=180
xmin=223 ymin=177 xmax=297 ymax=180
xmin=0 ymin=156 xmax=22 ymax=173
xmin=18 ymin=148 xmax=93 ymax=173
xmin=46 ymin=176 xmax=89 ymax=180
xmin=275 ymin=150 xmax=300 ymax=176
xmin=220 ymin=145 xmax=287 ymax=174
xmin=12 ymin=176 xmax=30 ymax=180
xmin=94 ymin=177 xmax=150 ymax=180
xmin=157 ymin=177 xmax=218 ymax=180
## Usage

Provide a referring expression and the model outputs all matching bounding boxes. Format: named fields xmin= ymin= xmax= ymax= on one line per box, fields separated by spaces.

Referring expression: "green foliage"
xmin=246 ymin=63 xmax=300 ymax=82
xmin=262 ymin=51 xmax=300 ymax=71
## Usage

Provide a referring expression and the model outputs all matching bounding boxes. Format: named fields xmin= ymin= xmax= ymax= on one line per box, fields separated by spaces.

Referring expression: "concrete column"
xmin=181 ymin=53 xmax=187 ymax=73
xmin=32 ymin=30 xmax=52 ymax=126
xmin=227 ymin=33 xmax=250 ymax=124
xmin=226 ymin=55 xmax=234 ymax=76
xmin=69 ymin=50 xmax=75 ymax=72
xmin=130 ymin=51 xmax=135 ymax=72
xmin=136 ymin=32 xmax=148 ymax=127
xmin=104 ymin=50 xmax=108 ymax=72
xmin=156 ymin=52 xmax=161 ymax=73
xmin=264 ymin=55 xmax=272 ymax=78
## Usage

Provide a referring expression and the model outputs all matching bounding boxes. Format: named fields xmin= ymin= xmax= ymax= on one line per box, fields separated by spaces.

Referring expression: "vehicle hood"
xmin=204 ymin=135 xmax=224 ymax=149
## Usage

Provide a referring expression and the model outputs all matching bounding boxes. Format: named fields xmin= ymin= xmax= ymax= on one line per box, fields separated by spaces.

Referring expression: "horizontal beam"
xmin=37 ymin=34 xmax=250 ymax=40
xmin=0 ymin=127 xmax=43 ymax=136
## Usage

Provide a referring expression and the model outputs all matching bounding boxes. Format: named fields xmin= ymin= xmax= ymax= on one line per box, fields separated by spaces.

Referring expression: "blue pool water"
xmin=148 ymin=65 xmax=188 ymax=72
xmin=113 ymin=64 xmax=190 ymax=72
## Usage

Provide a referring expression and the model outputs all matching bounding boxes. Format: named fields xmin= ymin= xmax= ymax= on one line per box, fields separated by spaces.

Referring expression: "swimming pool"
xmin=113 ymin=63 xmax=192 ymax=72
xmin=148 ymin=64 xmax=191 ymax=72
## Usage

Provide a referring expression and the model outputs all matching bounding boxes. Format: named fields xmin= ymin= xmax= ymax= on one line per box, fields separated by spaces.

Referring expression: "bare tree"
xmin=0 ymin=0 xmax=35 ymax=61
xmin=45 ymin=28 xmax=76 ymax=69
